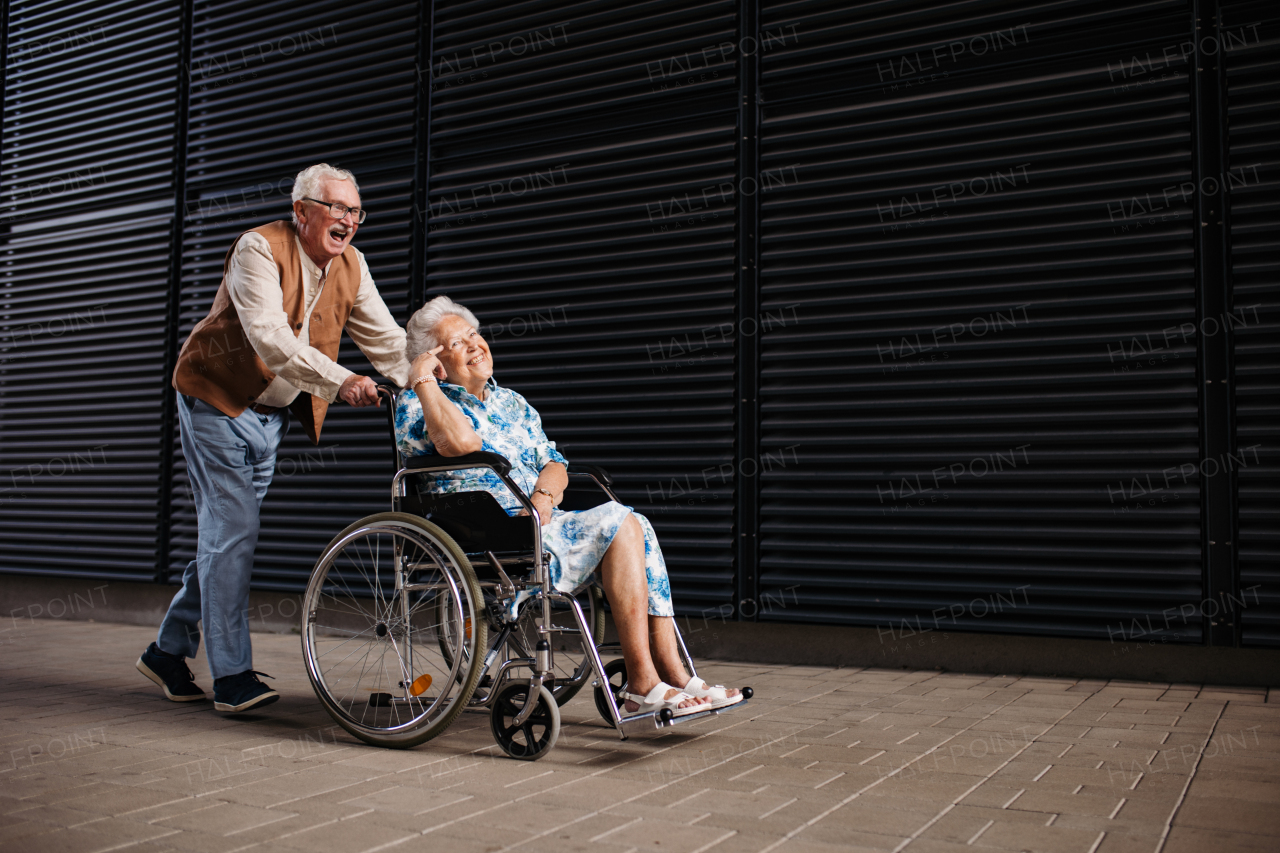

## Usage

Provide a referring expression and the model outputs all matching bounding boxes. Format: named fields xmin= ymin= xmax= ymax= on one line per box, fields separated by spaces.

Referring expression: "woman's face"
xmin=433 ymin=313 xmax=493 ymax=391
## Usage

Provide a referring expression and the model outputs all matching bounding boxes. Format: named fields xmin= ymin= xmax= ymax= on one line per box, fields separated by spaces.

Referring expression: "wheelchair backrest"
xmin=400 ymin=488 xmax=534 ymax=555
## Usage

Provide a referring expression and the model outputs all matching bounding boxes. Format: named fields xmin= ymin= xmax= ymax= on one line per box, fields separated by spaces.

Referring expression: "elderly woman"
xmin=395 ymin=296 xmax=742 ymax=718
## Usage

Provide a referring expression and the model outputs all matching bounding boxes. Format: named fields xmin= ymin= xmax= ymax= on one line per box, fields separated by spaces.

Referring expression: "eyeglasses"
xmin=303 ymin=197 xmax=367 ymax=224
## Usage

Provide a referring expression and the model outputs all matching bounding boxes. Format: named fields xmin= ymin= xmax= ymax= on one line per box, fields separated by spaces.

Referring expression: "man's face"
xmin=294 ymin=178 xmax=360 ymax=265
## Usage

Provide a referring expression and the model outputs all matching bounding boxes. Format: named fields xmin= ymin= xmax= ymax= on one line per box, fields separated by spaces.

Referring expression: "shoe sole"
xmin=214 ymin=691 xmax=280 ymax=713
xmin=136 ymin=658 xmax=206 ymax=702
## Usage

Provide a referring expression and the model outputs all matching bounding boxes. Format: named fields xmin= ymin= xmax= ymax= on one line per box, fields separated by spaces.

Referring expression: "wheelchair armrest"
xmin=567 ymin=463 xmax=612 ymax=486
xmin=406 ymin=450 xmax=512 ymax=478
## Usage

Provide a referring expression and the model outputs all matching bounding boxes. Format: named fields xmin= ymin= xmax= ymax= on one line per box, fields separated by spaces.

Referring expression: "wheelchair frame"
xmin=302 ymin=385 xmax=749 ymax=759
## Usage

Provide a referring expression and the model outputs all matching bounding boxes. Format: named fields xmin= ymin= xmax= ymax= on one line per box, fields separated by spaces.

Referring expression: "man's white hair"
xmin=291 ymin=163 xmax=360 ymax=225
xmin=406 ymin=295 xmax=481 ymax=362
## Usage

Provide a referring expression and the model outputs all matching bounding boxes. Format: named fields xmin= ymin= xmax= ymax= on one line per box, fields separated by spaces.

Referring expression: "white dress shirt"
xmin=225 ymin=232 xmax=411 ymax=408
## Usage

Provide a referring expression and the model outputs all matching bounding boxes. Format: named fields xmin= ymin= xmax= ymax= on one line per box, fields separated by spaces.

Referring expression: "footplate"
xmin=616 ymin=691 xmax=752 ymax=739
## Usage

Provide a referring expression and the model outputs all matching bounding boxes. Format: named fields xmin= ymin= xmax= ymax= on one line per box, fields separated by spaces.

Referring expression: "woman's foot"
xmin=622 ymin=682 xmax=705 ymax=717
xmin=624 ymin=679 xmax=707 ymax=713
xmin=680 ymin=676 xmax=744 ymax=709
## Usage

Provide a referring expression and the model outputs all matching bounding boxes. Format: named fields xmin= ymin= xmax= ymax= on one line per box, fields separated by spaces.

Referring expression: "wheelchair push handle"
xmin=375 ymin=382 xmax=398 ymax=404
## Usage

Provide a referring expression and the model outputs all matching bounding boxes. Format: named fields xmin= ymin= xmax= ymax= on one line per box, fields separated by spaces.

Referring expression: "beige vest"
xmin=172 ymin=220 xmax=361 ymax=444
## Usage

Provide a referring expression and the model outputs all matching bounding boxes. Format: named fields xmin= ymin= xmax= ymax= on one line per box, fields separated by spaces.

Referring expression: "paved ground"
xmin=1 ymin=619 xmax=1278 ymax=853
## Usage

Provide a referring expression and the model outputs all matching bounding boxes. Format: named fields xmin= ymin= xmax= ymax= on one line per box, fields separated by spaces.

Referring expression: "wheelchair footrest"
xmin=616 ymin=698 xmax=750 ymax=739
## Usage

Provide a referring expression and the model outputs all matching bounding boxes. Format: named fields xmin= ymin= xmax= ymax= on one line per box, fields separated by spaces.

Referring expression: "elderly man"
xmin=136 ymin=164 xmax=410 ymax=713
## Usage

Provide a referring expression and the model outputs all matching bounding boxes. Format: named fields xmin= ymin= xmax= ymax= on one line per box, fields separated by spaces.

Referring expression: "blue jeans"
xmin=157 ymin=394 xmax=289 ymax=679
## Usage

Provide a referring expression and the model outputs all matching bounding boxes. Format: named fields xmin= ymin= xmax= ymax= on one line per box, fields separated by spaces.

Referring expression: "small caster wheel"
xmin=593 ymin=659 xmax=629 ymax=728
xmin=490 ymin=683 xmax=559 ymax=761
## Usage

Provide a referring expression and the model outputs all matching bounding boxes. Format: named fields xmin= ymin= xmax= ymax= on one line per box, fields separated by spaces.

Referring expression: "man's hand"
xmin=339 ymin=374 xmax=381 ymax=407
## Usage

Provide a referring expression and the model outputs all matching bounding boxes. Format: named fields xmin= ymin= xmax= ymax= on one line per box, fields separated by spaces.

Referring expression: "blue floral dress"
xmin=394 ymin=378 xmax=673 ymax=617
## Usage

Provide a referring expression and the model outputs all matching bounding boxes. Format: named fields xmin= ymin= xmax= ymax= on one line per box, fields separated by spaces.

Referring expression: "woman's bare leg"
xmin=649 ymin=616 xmax=739 ymax=699
xmin=648 ymin=616 xmax=690 ymax=686
xmin=599 ymin=515 xmax=703 ymax=711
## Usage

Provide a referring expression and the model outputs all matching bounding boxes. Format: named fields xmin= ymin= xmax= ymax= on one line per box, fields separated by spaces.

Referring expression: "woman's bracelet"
xmin=410 ymin=375 xmax=437 ymax=389
xmin=534 ymin=487 xmax=554 ymax=499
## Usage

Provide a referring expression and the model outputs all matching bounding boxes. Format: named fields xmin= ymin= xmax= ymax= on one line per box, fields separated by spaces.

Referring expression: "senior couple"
xmin=139 ymin=163 xmax=742 ymax=719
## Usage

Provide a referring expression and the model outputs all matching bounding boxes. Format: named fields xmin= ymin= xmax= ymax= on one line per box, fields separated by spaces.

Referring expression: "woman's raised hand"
xmin=410 ymin=345 xmax=447 ymax=387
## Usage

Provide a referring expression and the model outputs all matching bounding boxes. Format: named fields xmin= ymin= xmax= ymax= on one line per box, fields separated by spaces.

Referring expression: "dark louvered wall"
xmin=424 ymin=0 xmax=740 ymax=611
xmin=166 ymin=0 xmax=420 ymax=589
xmin=1224 ymin=0 xmax=1279 ymax=647
xmin=0 ymin=0 xmax=180 ymax=580
xmin=755 ymin=0 xmax=1207 ymax=639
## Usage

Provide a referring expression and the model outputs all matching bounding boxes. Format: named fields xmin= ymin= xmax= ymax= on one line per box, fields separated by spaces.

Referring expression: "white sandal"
xmin=681 ymin=676 xmax=745 ymax=709
xmin=622 ymin=682 xmax=704 ymax=718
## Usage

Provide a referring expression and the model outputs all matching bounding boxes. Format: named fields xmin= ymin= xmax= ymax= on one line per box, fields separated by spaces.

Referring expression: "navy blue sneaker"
xmin=136 ymin=643 xmax=207 ymax=702
xmin=213 ymin=670 xmax=279 ymax=713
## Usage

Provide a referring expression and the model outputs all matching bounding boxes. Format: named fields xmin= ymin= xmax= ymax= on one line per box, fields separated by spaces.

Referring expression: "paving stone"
xmin=1173 ymin=794 xmax=1280 ymax=835
xmin=783 ymin=819 xmax=908 ymax=850
xmin=1163 ymin=825 xmax=1280 ymax=852
xmin=1183 ymin=775 xmax=1280 ymax=803
xmin=1093 ymin=831 xmax=1167 ymax=852
xmin=974 ymin=820 xmax=1105 ymax=852
xmin=274 ymin=811 xmax=418 ymax=852
xmin=917 ymin=805 xmax=1049 ymax=846
xmin=1006 ymin=787 xmax=1122 ymax=817
xmin=56 ymin=784 xmax=192 ymax=818
xmin=591 ymin=814 xmax=742 ymax=852
xmin=0 ymin=818 xmax=59 ymax=845
xmin=16 ymin=816 xmax=181 ymax=853
xmin=2 ymin=802 xmax=110 ymax=829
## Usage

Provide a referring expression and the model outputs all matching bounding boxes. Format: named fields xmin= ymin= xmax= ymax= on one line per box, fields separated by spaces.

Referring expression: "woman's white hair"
xmin=291 ymin=163 xmax=360 ymax=225
xmin=406 ymin=295 xmax=481 ymax=362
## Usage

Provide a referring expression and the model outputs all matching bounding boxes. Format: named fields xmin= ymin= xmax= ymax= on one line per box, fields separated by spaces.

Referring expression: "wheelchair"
xmin=300 ymin=386 xmax=750 ymax=760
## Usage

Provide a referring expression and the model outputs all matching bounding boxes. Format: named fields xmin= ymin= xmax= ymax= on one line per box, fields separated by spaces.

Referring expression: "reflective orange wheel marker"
xmin=409 ymin=674 xmax=433 ymax=696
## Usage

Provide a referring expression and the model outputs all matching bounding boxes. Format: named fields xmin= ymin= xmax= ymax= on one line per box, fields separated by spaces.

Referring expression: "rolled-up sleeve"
xmin=226 ymin=233 xmax=351 ymax=402
xmin=345 ymin=252 xmax=411 ymax=388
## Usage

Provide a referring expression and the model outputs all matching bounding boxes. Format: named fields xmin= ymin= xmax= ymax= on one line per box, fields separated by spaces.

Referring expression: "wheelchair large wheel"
xmin=509 ymin=585 xmax=605 ymax=707
xmin=302 ymin=512 xmax=487 ymax=749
